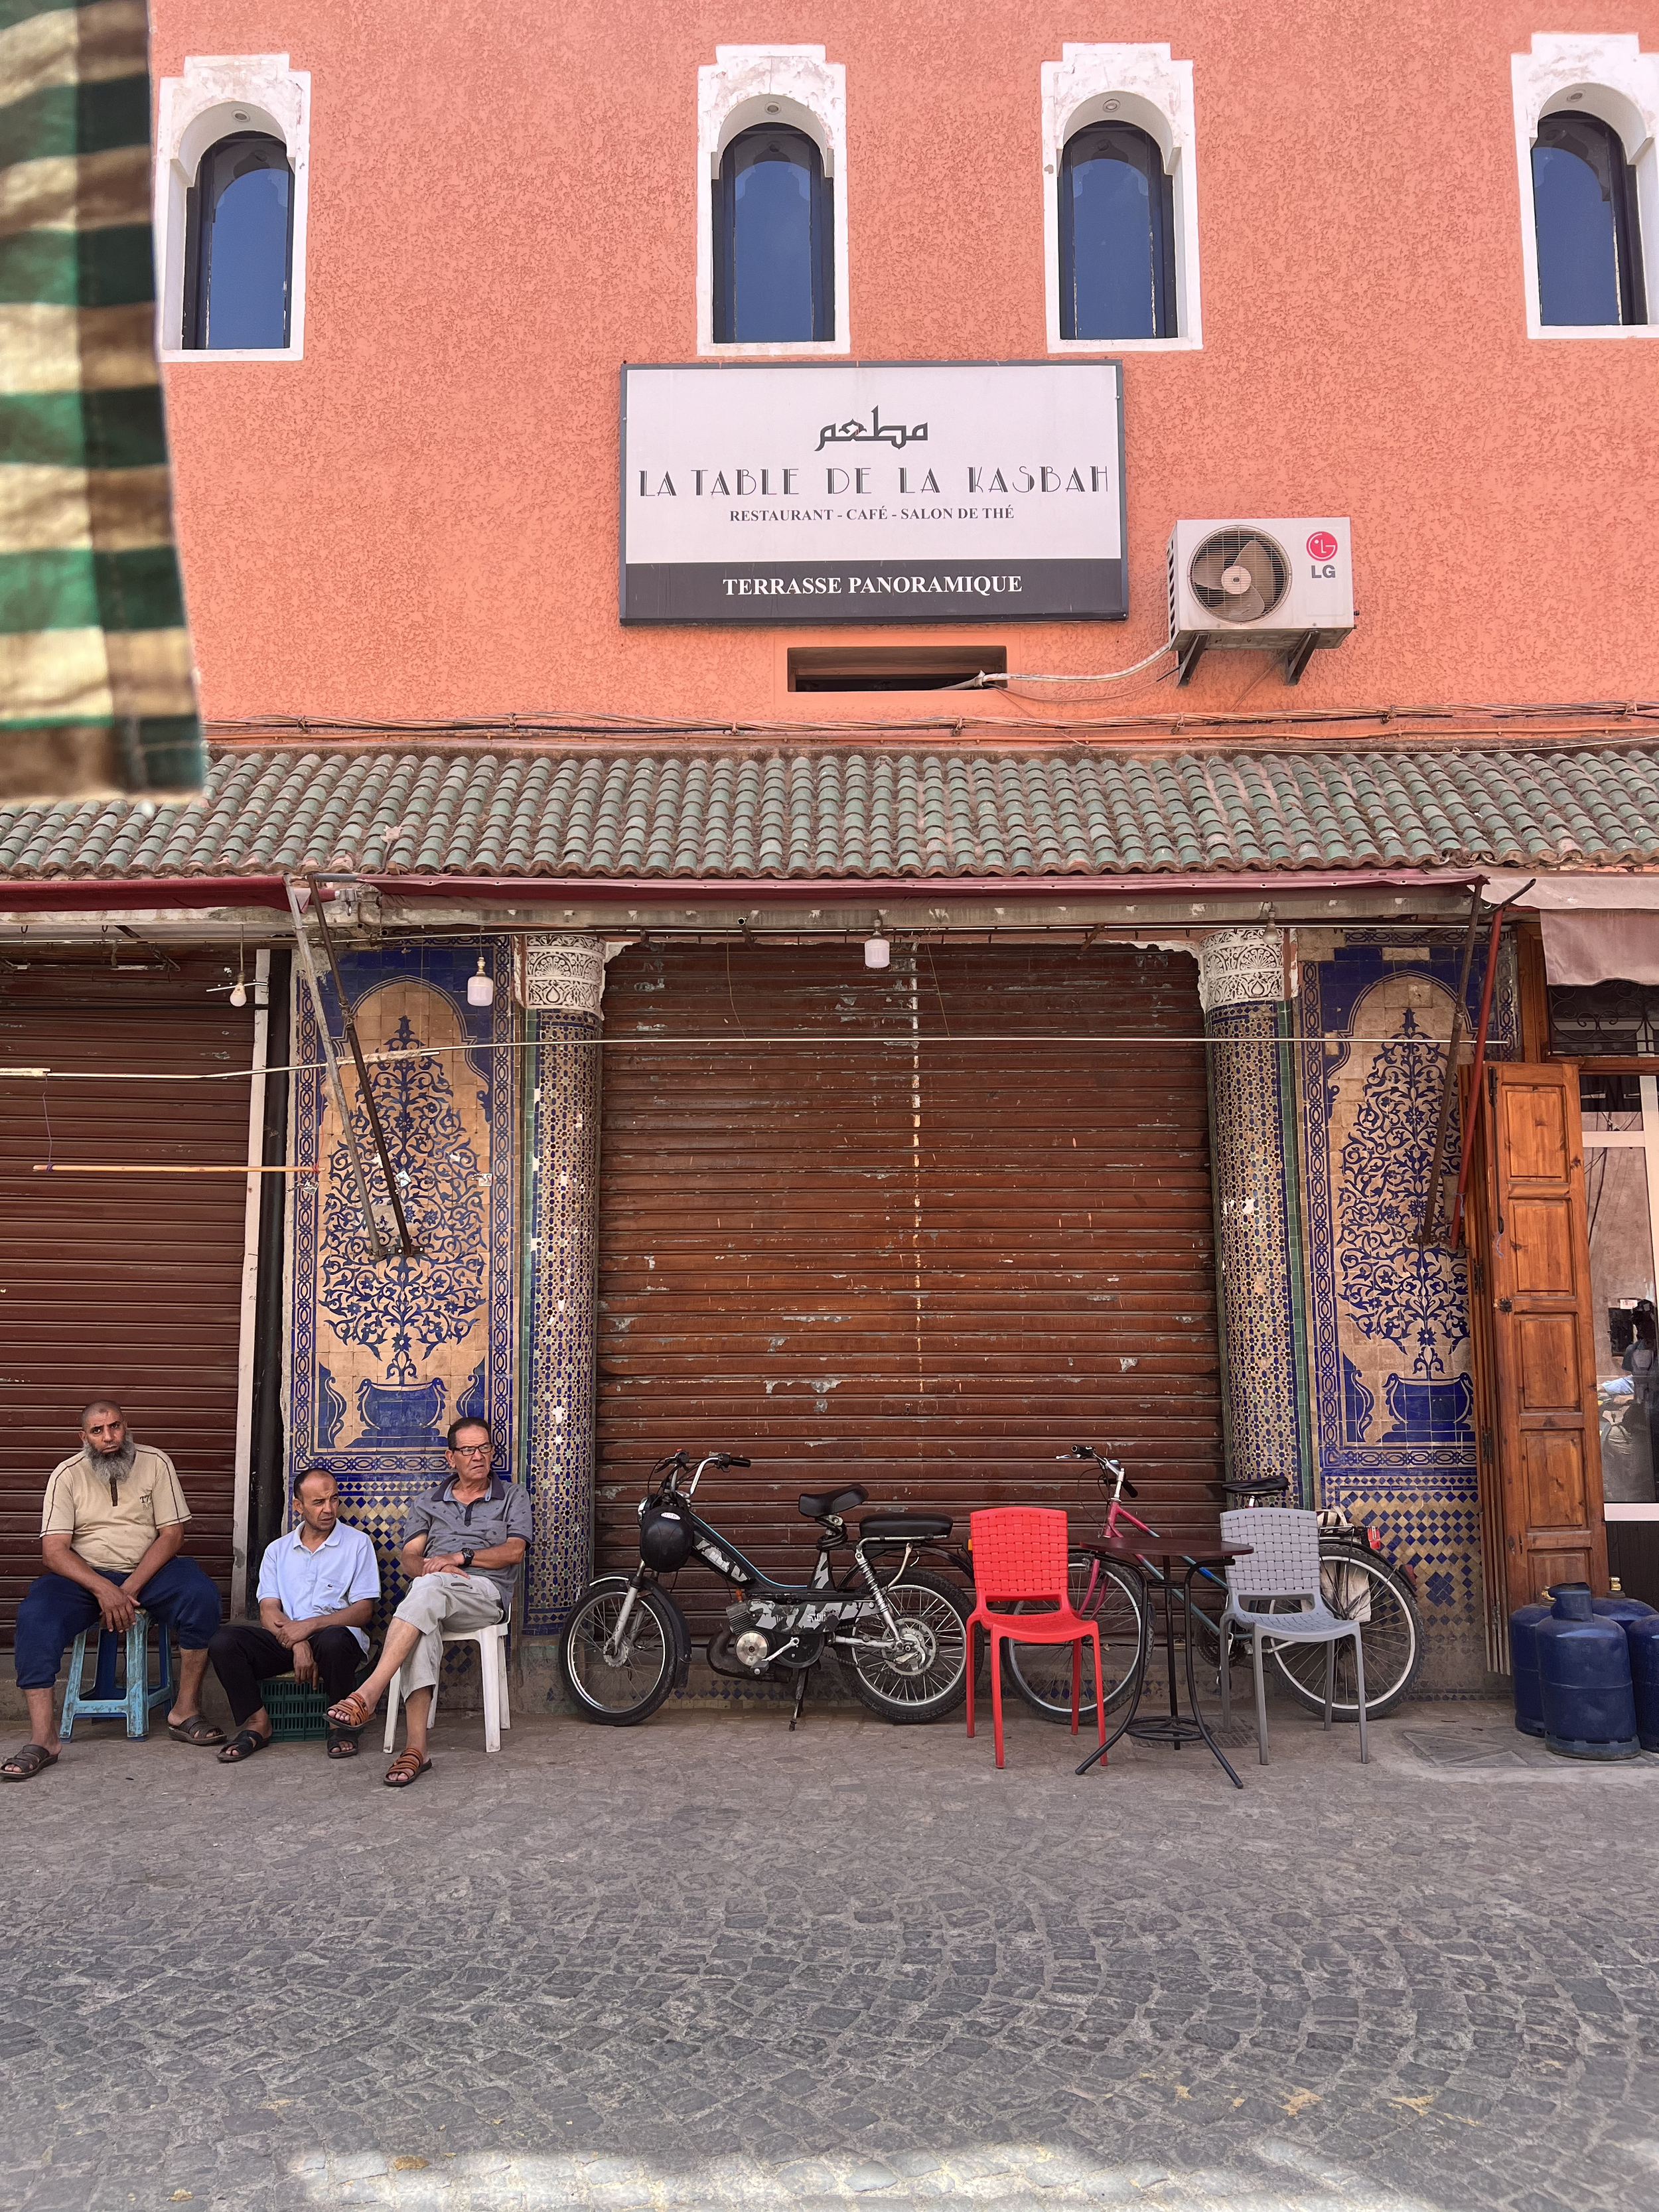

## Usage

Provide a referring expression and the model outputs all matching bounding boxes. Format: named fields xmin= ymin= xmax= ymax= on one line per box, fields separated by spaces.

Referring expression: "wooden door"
xmin=596 ymin=941 xmax=1222 ymax=1643
xmin=1468 ymin=1060 xmax=1608 ymax=1637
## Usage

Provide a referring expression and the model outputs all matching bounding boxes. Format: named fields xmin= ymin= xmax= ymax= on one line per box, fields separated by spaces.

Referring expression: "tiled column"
xmin=521 ymin=937 xmax=607 ymax=1632
xmin=1198 ymin=926 xmax=1313 ymax=1502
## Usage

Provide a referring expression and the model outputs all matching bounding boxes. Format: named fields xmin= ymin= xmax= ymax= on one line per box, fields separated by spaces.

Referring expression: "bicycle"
xmin=558 ymin=1450 xmax=972 ymax=1728
xmin=1001 ymin=1446 xmax=1425 ymax=1727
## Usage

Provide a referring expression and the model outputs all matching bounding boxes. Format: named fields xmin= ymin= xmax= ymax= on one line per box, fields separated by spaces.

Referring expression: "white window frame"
xmin=1041 ymin=43 xmax=1201 ymax=354
xmin=154 ymin=53 xmax=311 ymax=363
xmin=1512 ymin=33 xmax=1659 ymax=340
xmin=697 ymin=44 xmax=848 ymax=358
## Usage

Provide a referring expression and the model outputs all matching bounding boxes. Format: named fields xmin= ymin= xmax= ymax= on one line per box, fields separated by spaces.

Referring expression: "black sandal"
xmin=1 ymin=1741 xmax=58 ymax=1781
xmin=326 ymin=1726 xmax=360 ymax=1759
xmin=217 ymin=1728 xmax=269 ymax=1764
xmin=168 ymin=1713 xmax=227 ymax=1747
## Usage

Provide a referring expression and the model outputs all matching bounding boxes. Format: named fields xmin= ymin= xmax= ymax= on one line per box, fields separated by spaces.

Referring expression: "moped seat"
xmin=859 ymin=1512 xmax=952 ymax=1540
xmin=798 ymin=1485 xmax=868 ymax=1520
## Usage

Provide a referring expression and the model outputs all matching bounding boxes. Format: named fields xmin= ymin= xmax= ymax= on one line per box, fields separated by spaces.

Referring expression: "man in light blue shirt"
xmin=208 ymin=1467 xmax=380 ymax=1763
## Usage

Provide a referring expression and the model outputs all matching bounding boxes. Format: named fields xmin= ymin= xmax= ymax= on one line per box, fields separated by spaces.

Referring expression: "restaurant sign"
xmin=619 ymin=361 xmax=1125 ymax=625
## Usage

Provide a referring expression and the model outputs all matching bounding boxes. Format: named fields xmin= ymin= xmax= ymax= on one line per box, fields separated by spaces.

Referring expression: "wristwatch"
xmin=461 ymin=1550 xmax=475 ymax=1570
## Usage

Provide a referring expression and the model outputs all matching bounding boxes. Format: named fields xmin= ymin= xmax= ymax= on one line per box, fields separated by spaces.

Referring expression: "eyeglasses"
xmin=450 ymin=1444 xmax=492 ymax=1459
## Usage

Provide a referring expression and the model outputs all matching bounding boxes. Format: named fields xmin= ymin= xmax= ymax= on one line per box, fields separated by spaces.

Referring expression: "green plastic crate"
xmin=263 ymin=1660 xmax=372 ymax=1742
xmin=263 ymin=1674 xmax=331 ymax=1741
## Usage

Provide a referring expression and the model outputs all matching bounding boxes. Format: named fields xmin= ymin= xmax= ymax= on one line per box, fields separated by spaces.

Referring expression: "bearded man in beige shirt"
xmin=3 ymin=1400 xmax=226 ymax=1780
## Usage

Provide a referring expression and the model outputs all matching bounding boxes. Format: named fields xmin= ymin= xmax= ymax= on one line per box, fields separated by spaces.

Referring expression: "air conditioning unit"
xmin=1167 ymin=518 xmax=1354 ymax=686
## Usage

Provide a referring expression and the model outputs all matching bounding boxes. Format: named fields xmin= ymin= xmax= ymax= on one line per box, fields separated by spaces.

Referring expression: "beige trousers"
xmin=392 ymin=1574 xmax=504 ymax=1696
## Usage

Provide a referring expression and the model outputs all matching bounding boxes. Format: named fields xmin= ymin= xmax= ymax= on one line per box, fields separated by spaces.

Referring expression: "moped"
xmin=557 ymin=1450 xmax=972 ymax=1728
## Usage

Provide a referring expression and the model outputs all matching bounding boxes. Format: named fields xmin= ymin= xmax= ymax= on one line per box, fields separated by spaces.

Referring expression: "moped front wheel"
xmin=837 ymin=1570 xmax=971 ymax=1724
xmin=559 ymin=1578 xmax=679 ymax=1725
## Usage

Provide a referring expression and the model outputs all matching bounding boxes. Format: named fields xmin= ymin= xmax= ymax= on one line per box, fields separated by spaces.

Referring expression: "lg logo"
xmin=1307 ymin=529 xmax=1338 ymax=579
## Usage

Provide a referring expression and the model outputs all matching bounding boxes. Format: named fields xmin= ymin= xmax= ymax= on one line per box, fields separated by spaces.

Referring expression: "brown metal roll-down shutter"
xmin=0 ymin=952 xmax=253 ymax=1639
xmin=597 ymin=941 xmax=1222 ymax=1639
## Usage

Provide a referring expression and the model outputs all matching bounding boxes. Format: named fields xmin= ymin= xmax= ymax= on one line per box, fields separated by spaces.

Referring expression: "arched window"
xmin=1532 ymin=111 xmax=1647 ymax=327
xmin=712 ymin=124 xmax=833 ymax=344
xmin=1059 ymin=121 xmax=1177 ymax=340
xmin=182 ymin=131 xmax=293 ymax=350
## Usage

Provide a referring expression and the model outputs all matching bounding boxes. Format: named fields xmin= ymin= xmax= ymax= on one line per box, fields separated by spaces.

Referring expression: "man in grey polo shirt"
xmin=327 ymin=1418 xmax=529 ymax=1788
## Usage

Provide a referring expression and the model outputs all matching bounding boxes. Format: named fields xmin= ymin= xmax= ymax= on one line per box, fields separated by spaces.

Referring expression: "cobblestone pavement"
xmin=3 ymin=1694 xmax=1658 ymax=2212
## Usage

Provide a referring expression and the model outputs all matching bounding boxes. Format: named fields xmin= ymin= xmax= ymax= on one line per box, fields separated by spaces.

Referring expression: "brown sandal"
xmin=384 ymin=1749 xmax=432 ymax=1789
xmin=326 ymin=1690 xmax=376 ymax=1730
xmin=1 ymin=1741 xmax=58 ymax=1781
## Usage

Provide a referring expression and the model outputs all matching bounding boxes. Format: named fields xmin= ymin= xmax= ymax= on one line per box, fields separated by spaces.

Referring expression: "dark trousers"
xmin=15 ymin=1558 xmax=222 ymax=1691
xmin=208 ymin=1620 xmax=363 ymax=1728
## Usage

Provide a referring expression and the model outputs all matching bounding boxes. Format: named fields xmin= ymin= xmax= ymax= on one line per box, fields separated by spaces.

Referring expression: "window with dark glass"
xmin=713 ymin=124 xmax=833 ymax=344
xmin=1532 ymin=110 xmax=1646 ymax=327
xmin=182 ymin=132 xmax=293 ymax=349
xmin=1060 ymin=121 xmax=1177 ymax=340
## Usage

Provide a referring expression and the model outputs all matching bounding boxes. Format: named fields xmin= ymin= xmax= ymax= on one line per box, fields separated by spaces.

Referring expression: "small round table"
xmin=1074 ymin=1540 xmax=1252 ymax=1790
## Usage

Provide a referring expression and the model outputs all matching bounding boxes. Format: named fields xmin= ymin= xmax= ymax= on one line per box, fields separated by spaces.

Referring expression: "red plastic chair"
xmin=965 ymin=1507 xmax=1106 ymax=1768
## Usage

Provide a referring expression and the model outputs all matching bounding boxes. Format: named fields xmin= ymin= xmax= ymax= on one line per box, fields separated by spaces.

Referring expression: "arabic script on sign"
xmin=816 ymin=406 xmax=929 ymax=453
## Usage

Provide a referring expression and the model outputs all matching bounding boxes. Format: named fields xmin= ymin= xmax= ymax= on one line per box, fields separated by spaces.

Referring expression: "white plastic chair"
xmin=384 ymin=1593 xmax=512 ymax=1755
xmin=1218 ymin=1508 xmax=1368 ymax=1765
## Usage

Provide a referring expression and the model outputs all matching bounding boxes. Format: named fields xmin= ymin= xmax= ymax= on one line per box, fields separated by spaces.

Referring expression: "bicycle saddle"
xmin=860 ymin=1511 xmax=952 ymax=1540
xmin=798 ymin=1485 xmax=868 ymax=1520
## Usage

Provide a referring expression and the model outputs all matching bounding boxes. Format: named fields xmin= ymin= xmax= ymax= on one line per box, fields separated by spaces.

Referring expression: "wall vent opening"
xmin=787 ymin=646 xmax=1007 ymax=692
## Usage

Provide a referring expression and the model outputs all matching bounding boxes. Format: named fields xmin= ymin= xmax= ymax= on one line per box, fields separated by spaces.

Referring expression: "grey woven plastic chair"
xmin=1218 ymin=1508 xmax=1369 ymax=1765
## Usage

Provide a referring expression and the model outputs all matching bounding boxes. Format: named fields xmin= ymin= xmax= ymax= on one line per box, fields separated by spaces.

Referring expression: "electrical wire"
xmin=952 ymin=643 xmax=1177 ymax=687
xmin=0 ymin=1031 xmax=1500 ymax=1084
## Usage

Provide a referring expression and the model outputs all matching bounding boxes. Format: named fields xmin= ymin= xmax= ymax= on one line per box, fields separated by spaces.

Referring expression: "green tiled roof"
xmin=2 ymin=743 xmax=1658 ymax=882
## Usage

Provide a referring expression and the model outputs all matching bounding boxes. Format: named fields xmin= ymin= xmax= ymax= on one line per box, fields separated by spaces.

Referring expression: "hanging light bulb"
xmin=467 ymin=956 xmax=495 ymax=1007
xmin=863 ymin=936 xmax=891 ymax=970
xmin=228 ymin=978 xmax=248 ymax=1007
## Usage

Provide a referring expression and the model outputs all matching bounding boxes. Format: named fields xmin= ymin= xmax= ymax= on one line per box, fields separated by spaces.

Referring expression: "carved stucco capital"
xmin=1196 ymin=926 xmax=1287 ymax=1015
xmin=519 ymin=935 xmax=607 ymax=1019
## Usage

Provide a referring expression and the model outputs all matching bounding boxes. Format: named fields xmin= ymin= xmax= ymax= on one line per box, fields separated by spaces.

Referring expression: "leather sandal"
xmin=326 ymin=1690 xmax=376 ymax=1730
xmin=217 ymin=1728 xmax=269 ymax=1764
xmin=167 ymin=1713 xmax=226 ymax=1746
xmin=384 ymin=1749 xmax=432 ymax=1788
xmin=1 ymin=1742 xmax=58 ymax=1781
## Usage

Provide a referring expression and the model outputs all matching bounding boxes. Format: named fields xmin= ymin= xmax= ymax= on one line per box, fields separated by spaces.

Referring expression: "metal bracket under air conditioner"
xmin=1175 ymin=632 xmax=1208 ymax=686
xmin=1283 ymin=630 xmax=1321 ymax=686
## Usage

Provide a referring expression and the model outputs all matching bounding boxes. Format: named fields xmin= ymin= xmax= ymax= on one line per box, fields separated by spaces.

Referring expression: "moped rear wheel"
xmin=837 ymin=1570 xmax=970 ymax=1723
xmin=559 ymin=1578 xmax=678 ymax=1724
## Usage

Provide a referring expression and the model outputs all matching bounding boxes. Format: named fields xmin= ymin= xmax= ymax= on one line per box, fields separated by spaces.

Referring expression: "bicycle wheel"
xmin=1263 ymin=1548 xmax=1424 ymax=1720
xmin=1001 ymin=1554 xmax=1148 ymax=1726
xmin=559 ymin=1578 xmax=678 ymax=1724
xmin=838 ymin=1570 xmax=971 ymax=1723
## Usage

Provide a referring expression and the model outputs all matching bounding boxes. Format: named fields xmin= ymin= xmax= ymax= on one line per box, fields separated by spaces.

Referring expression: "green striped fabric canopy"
xmin=0 ymin=0 xmax=203 ymax=800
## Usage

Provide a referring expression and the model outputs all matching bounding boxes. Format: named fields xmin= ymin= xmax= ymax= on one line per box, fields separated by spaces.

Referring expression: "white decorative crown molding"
xmin=519 ymin=936 xmax=607 ymax=1018
xmin=1197 ymin=926 xmax=1287 ymax=1015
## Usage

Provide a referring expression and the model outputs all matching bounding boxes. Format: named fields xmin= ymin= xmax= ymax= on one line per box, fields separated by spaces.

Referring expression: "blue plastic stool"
xmin=58 ymin=1609 xmax=173 ymax=1739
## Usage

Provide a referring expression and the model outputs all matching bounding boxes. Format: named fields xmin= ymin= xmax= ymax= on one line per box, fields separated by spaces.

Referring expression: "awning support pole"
xmin=1416 ymin=886 xmax=1483 ymax=1247
xmin=283 ymin=875 xmax=388 ymax=1262
xmin=1447 ymin=879 xmax=1535 ymax=1254
xmin=305 ymin=875 xmax=419 ymax=1258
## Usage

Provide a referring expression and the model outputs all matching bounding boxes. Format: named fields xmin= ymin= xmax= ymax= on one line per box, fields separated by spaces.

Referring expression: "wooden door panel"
xmin=1510 ymin=1199 xmax=1579 ymax=1298
xmin=1521 ymin=1431 xmax=1587 ymax=1528
xmin=1500 ymin=1082 xmax=1569 ymax=1178
xmin=1513 ymin=1314 xmax=1585 ymax=1411
xmin=1467 ymin=1060 xmax=1609 ymax=1639
xmin=1534 ymin=1544 xmax=1597 ymax=1593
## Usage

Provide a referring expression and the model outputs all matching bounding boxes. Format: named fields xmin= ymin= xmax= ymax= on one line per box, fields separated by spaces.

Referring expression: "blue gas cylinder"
xmin=1627 ymin=1614 xmax=1659 ymax=1753
xmin=1508 ymin=1594 xmax=1563 ymax=1737
xmin=1593 ymin=1582 xmax=1658 ymax=1629
xmin=1536 ymin=1585 xmax=1639 ymax=1759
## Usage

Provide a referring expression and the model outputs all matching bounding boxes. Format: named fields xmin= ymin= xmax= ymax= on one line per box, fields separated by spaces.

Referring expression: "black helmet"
xmin=638 ymin=1499 xmax=694 ymax=1572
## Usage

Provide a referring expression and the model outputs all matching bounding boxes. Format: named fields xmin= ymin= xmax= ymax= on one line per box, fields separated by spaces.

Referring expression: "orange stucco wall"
xmin=153 ymin=3 xmax=1659 ymax=726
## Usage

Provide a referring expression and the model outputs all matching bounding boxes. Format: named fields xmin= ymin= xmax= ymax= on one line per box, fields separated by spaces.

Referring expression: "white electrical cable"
xmin=955 ymin=642 xmax=1177 ymax=688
